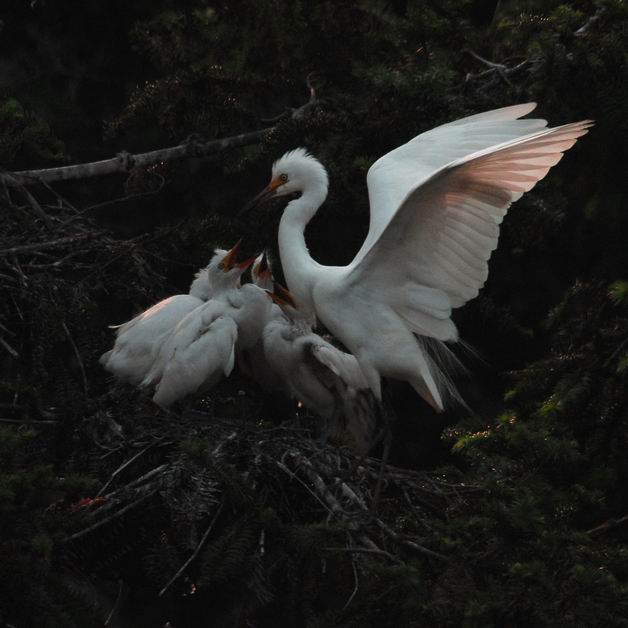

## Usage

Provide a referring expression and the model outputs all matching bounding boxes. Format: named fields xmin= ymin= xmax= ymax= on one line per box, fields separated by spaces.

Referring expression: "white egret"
xmin=245 ymin=103 xmax=593 ymax=410
xmin=143 ymin=253 xmax=271 ymax=407
xmin=100 ymin=243 xmax=244 ymax=385
xmin=264 ymin=284 xmax=378 ymax=453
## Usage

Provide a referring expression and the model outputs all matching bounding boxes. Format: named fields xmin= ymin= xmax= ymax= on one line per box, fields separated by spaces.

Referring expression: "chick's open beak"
xmin=239 ymin=177 xmax=283 ymax=215
xmin=255 ymin=252 xmax=271 ymax=278
xmin=237 ymin=256 xmax=257 ymax=271
xmin=222 ymin=239 xmax=242 ymax=270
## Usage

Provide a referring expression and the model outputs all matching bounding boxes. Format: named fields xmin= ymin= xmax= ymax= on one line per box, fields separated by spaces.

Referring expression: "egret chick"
xmin=264 ymin=284 xmax=377 ymax=453
xmin=100 ymin=243 xmax=243 ymax=386
xmin=145 ymin=252 xmax=272 ymax=407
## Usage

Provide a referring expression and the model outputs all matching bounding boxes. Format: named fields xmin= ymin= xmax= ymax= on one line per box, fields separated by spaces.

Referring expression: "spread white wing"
xmin=353 ymin=103 xmax=547 ymax=261
xmin=344 ymin=105 xmax=593 ymax=343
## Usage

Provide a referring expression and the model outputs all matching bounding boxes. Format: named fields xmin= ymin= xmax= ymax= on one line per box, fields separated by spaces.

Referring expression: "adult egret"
xmin=245 ymin=103 xmax=593 ymax=410
xmin=100 ymin=243 xmax=245 ymax=385
xmin=143 ymin=253 xmax=271 ymax=407
xmin=264 ymin=284 xmax=378 ymax=453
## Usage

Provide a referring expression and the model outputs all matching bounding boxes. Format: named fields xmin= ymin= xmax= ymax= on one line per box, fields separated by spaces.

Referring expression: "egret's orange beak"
xmin=273 ymin=283 xmax=297 ymax=308
xmin=267 ymin=291 xmax=291 ymax=308
xmin=239 ymin=177 xmax=283 ymax=215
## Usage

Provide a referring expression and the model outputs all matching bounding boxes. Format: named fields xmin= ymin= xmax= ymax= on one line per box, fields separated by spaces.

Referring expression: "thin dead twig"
xmin=0 ymin=335 xmax=19 ymax=358
xmin=0 ymin=233 xmax=97 ymax=257
xmin=1 ymin=170 xmax=53 ymax=227
xmin=323 ymin=546 xmax=401 ymax=564
xmin=159 ymin=502 xmax=225 ymax=597
xmin=62 ymin=321 xmax=88 ymax=397
xmin=465 ymin=49 xmax=533 ymax=87
xmin=70 ymin=490 xmax=157 ymax=541
xmin=96 ymin=442 xmax=160 ymax=497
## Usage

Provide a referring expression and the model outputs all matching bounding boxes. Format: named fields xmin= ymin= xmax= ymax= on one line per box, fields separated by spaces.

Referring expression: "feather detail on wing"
xmin=347 ymin=118 xmax=594 ymax=341
xmin=340 ymin=110 xmax=592 ymax=410
xmin=356 ymin=103 xmax=548 ymax=262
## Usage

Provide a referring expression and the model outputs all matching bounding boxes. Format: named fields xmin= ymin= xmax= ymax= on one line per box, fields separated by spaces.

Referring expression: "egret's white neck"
xmin=278 ymin=187 xmax=327 ymax=311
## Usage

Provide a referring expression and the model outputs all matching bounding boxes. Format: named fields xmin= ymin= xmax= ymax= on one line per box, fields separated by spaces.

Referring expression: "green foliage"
xmin=0 ymin=97 xmax=65 ymax=167
xmin=0 ymin=427 xmax=99 ymax=627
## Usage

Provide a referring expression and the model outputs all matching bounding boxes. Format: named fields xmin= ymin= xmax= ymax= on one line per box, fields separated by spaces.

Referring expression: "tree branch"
xmin=158 ymin=502 xmax=224 ymax=597
xmin=0 ymin=233 xmax=98 ymax=257
xmin=5 ymin=128 xmax=272 ymax=186
xmin=5 ymin=79 xmax=323 ymax=187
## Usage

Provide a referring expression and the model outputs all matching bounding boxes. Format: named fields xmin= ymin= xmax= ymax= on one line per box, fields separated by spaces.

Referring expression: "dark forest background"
xmin=1 ymin=0 xmax=627 ymax=626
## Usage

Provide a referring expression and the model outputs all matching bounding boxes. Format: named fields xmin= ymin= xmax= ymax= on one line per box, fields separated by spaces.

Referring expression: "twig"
xmin=323 ymin=546 xmax=400 ymax=564
xmin=0 ymin=335 xmax=19 ymax=358
xmin=96 ymin=442 xmax=157 ymax=497
xmin=372 ymin=517 xmax=447 ymax=561
xmin=1 ymin=170 xmax=53 ymax=227
xmin=0 ymin=233 xmax=97 ymax=257
xmin=586 ymin=513 xmax=628 ymax=536
xmin=0 ymin=418 xmax=57 ymax=425
xmin=465 ymin=49 xmax=532 ymax=87
xmin=6 ymin=129 xmax=272 ymax=186
xmin=62 ymin=321 xmax=88 ymax=397
xmin=104 ymin=579 xmax=127 ymax=626
xmin=159 ymin=502 xmax=224 ymax=597
xmin=274 ymin=458 xmax=333 ymax=515
xmin=81 ymin=186 xmax=165 ymax=214
xmin=6 ymin=78 xmax=323 ymax=187
xmin=575 ymin=7 xmax=605 ymax=37
xmin=343 ymin=556 xmax=359 ymax=611
xmin=69 ymin=490 xmax=157 ymax=541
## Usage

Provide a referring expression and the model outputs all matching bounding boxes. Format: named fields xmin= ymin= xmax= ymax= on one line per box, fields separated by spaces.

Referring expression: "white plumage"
xmin=145 ymin=264 xmax=271 ymax=407
xmin=263 ymin=285 xmax=377 ymax=453
xmin=99 ymin=248 xmax=229 ymax=385
xmin=247 ymin=103 xmax=593 ymax=411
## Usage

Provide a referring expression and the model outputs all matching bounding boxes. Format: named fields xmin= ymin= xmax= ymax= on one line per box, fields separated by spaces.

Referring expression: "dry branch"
xmin=0 ymin=233 xmax=98 ymax=257
xmin=5 ymin=81 xmax=322 ymax=187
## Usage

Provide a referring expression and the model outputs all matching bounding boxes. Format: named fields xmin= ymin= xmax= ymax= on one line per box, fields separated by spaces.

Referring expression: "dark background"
xmin=1 ymin=1 xmax=627 ymax=626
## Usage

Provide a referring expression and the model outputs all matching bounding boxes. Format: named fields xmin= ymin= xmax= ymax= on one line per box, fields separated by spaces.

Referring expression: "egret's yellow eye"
xmin=218 ymin=262 xmax=225 ymax=269
xmin=279 ymin=173 xmax=288 ymax=183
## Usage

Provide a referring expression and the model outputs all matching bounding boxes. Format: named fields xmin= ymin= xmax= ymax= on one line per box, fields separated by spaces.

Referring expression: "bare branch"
xmin=69 ymin=490 xmax=157 ymax=541
xmin=465 ymin=49 xmax=534 ymax=87
xmin=1 ymin=170 xmax=54 ymax=227
xmin=62 ymin=321 xmax=88 ymax=398
xmin=0 ymin=233 xmax=97 ymax=257
xmin=5 ymin=78 xmax=323 ymax=187
xmin=0 ymin=335 xmax=19 ymax=358
xmin=6 ymin=128 xmax=272 ymax=187
xmin=159 ymin=502 xmax=224 ymax=597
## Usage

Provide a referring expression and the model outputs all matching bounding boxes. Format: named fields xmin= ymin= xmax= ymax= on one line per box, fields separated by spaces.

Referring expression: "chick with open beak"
xmin=252 ymin=252 xmax=274 ymax=291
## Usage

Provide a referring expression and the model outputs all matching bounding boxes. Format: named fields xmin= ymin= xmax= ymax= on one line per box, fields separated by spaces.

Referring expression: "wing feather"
xmin=345 ymin=118 xmax=593 ymax=341
xmin=357 ymin=103 xmax=549 ymax=262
